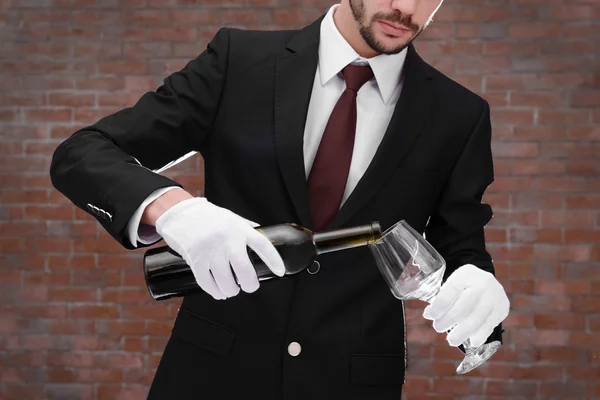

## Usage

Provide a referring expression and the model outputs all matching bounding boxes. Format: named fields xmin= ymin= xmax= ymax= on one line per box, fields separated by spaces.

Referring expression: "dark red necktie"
xmin=307 ymin=64 xmax=374 ymax=232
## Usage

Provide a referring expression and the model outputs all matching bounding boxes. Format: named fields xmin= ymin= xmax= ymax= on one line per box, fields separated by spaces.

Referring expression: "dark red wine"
xmin=143 ymin=222 xmax=382 ymax=301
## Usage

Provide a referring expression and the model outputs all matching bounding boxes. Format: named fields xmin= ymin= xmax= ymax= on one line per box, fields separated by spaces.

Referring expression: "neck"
xmin=334 ymin=1 xmax=379 ymax=59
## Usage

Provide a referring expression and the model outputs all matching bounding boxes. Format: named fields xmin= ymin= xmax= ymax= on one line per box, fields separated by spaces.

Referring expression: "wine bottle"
xmin=143 ymin=221 xmax=382 ymax=301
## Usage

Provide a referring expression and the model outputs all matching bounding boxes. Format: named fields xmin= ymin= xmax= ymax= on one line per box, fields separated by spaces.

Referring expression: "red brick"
xmin=484 ymin=92 xmax=509 ymax=107
xmin=512 ymin=160 xmax=565 ymax=175
xmin=491 ymin=109 xmax=535 ymax=124
xmin=542 ymin=5 xmax=597 ymax=21
xmin=572 ymin=90 xmax=600 ymax=107
xmin=539 ymin=382 xmax=590 ymax=399
xmin=509 ymin=22 xmax=562 ymax=38
xmin=511 ymin=365 xmax=564 ymax=380
xmin=47 ymin=352 xmax=95 ymax=368
xmin=98 ymin=60 xmax=147 ymax=75
xmin=273 ymin=8 xmax=324 ymax=25
xmin=503 ymin=312 xmax=534 ymax=328
xmin=513 ymin=294 xmax=570 ymax=312
xmin=493 ymin=210 xmax=539 ymax=226
xmin=101 ymin=287 xmax=150 ymax=303
xmin=566 ymin=229 xmax=600 ymax=244
xmin=403 ymin=377 xmax=431 ymax=393
xmin=489 ymin=177 xmax=535 ymax=192
xmin=565 ymin=366 xmax=600 ymax=381
xmin=25 ymin=109 xmax=72 ymax=123
xmin=48 ymin=287 xmax=98 ymax=302
xmin=590 ymin=316 xmax=600 ymax=331
xmin=487 ymin=381 xmax=537 ymax=397
xmin=513 ymin=193 xmax=564 ymax=210
xmin=492 ymin=141 xmax=539 ymax=157
xmin=70 ymin=305 xmax=120 ymax=319
xmin=534 ymin=314 xmax=586 ymax=330
xmin=71 ymin=269 xmax=122 ymax=286
xmin=455 ymin=56 xmax=510 ymax=74
xmin=567 ymin=195 xmax=600 ymax=209
xmin=513 ymin=126 xmax=565 ymax=140
xmin=123 ymin=337 xmax=147 ymax=352
xmin=487 ymin=244 xmax=535 ymax=261
xmin=48 ymin=93 xmax=96 ymax=107
xmin=511 ymin=91 xmax=563 ymax=106
xmin=484 ymin=193 xmax=510 ymax=209
xmin=570 ymin=332 xmax=600 ymax=347
xmin=539 ymin=72 xmax=593 ymax=89
xmin=541 ymin=39 xmax=595 ymax=55
xmin=566 ymin=160 xmax=600 ymax=175
xmin=568 ymin=126 xmax=600 ymax=140
xmin=514 ymin=329 xmax=569 ymax=346
xmin=571 ymin=296 xmax=600 ymax=313
xmin=485 ymin=40 xmax=537 ymax=56
xmin=419 ymin=23 xmax=455 ymax=41
xmin=541 ymin=143 xmax=596 ymax=159
xmin=537 ymin=348 xmax=589 ymax=363
xmin=509 ymin=228 xmax=561 ymax=243
xmin=97 ymin=384 xmax=148 ymax=400
xmin=538 ymin=108 xmax=590 ymax=123
xmin=535 ymin=245 xmax=591 ymax=262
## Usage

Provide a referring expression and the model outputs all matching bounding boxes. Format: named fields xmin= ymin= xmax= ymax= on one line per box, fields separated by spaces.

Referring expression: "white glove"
xmin=155 ymin=197 xmax=285 ymax=300
xmin=423 ymin=264 xmax=509 ymax=348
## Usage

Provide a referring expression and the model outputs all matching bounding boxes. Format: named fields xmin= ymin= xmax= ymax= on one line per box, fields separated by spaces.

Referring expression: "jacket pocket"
xmin=171 ymin=307 xmax=237 ymax=357
xmin=350 ymin=354 xmax=405 ymax=386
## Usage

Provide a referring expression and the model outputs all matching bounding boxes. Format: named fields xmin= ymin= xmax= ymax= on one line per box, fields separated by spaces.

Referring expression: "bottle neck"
xmin=313 ymin=222 xmax=382 ymax=255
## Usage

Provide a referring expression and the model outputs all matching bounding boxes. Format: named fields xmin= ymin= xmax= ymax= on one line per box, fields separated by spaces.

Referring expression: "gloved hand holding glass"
xmin=367 ymin=220 xmax=510 ymax=375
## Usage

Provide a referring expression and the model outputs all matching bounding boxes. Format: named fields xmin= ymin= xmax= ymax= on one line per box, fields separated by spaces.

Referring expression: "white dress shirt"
xmin=126 ymin=4 xmax=407 ymax=247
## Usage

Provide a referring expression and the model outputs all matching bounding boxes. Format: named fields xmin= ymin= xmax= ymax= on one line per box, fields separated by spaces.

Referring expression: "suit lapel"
xmin=328 ymin=44 xmax=436 ymax=230
xmin=274 ymin=17 xmax=323 ymax=230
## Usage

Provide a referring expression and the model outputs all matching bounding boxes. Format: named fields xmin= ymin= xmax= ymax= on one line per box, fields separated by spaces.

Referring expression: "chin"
xmin=360 ymin=24 xmax=414 ymax=56
xmin=376 ymin=36 xmax=411 ymax=53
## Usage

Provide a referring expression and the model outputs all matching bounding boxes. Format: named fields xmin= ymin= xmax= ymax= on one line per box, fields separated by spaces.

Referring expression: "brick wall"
xmin=1 ymin=1 xmax=599 ymax=399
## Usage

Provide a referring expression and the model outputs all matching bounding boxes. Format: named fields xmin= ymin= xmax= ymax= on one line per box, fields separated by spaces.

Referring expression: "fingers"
xmin=445 ymin=289 xmax=493 ymax=347
xmin=228 ymin=248 xmax=260 ymax=293
xmin=192 ymin=263 xmax=226 ymax=300
xmin=468 ymin=294 xmax=510 ymax=348
xmin=246 ymin=228 xmax=286 ymax=277
xmin=466 ymin=319 xmax=495 ymax=349
xmin=423 ymin=279 xmax=462 ymax=321
xmin=242 ymin=217 xmax=260 ymax=228
xmin=209 ymin=251 xmax=241 ymax=299
xmin=433 ymin=285 xmax=484 ymax=333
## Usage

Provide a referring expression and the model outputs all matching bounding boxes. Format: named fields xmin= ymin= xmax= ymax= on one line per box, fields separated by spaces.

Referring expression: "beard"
xmin=349 ymin=0 xmax=423 ymax=55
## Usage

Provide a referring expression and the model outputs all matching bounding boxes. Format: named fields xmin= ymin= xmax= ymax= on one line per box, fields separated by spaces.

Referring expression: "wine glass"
xmin=367 ymin=220 xmax=502 ymax=375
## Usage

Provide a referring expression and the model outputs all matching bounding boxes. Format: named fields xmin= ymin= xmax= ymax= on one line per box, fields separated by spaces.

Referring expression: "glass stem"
xmin=462 ymin=338 xmax=476 ymax=353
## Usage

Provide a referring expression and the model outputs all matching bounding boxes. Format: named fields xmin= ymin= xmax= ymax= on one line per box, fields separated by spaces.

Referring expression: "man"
xmin=50 ymin=0 xmax=510 ymax=399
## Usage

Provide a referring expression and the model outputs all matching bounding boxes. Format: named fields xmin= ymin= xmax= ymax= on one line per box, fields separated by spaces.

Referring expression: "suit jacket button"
xmin=86 ymin=203 xmax=98 ymax=215
xmin=287 ymin=342 xmax=301 ymax=357
xmin=307 ymin=261 xmax=320 ymax=275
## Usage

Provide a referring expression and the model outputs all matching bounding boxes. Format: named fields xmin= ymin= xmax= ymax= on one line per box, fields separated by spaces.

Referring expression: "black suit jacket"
xmin=50 ymin=15 xmax=502 ymax=400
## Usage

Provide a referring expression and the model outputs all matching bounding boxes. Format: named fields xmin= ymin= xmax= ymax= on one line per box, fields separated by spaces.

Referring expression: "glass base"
xmin=456 ymin=340 xmax=502 ymax=375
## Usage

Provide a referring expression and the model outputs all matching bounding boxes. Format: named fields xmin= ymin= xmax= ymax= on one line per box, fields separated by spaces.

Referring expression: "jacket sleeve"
xmin=50 ymin=28 xmax=231 ymax=250
xmin=424 ymin=99 xmax=504 ymax=345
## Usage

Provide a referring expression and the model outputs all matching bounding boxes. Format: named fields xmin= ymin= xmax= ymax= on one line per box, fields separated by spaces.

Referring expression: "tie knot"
xmin=342 ymin=64 xmax=374 ymax=92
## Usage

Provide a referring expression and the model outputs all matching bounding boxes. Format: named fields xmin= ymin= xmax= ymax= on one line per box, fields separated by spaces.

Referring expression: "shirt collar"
xmin=318 ymin=4 xmax=408 ymax=105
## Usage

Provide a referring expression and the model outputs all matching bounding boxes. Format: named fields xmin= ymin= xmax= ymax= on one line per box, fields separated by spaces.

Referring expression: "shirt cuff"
xmin=126 ymin=186 xmax=181 ymax=248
